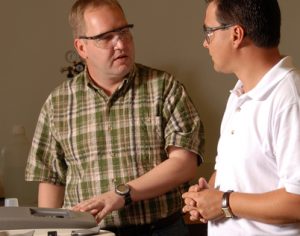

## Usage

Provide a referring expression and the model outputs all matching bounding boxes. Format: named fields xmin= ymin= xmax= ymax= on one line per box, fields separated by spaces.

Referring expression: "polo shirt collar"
xmin=231 ymin=56 xmax=295 ymax=101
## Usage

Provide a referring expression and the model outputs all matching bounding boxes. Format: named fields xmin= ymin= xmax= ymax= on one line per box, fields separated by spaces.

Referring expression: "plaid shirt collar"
xmin=83 ymin=65 xmax=136 ymax=97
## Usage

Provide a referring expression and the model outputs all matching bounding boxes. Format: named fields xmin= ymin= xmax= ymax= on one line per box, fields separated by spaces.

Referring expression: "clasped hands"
xmin=182 ymin=177 xmax=225 ymax=223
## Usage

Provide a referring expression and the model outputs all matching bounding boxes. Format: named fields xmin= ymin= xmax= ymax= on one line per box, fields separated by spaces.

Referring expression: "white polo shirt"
xmin=209 ymin=56 xmax=300 ymax=235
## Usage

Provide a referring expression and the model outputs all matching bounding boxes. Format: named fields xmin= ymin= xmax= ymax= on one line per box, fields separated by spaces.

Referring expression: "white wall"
xmin=0 ymin=1 xmax=299 ymax=204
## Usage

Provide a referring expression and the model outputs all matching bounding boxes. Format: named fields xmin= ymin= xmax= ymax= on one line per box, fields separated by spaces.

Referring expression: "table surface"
xmin=0 ymin=229 xmax=115 ymax=236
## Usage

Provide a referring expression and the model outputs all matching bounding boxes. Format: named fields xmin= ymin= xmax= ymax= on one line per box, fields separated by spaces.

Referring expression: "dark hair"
xmin=205 ymin=0 xmax=281 ymax=47
xmin=69 ymin=0 xmax=125 ymax=38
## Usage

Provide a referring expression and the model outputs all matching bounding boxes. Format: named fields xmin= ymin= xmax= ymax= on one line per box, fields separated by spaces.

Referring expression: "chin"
xmin=213 ymin=63 xmax=229 ymax=74
xmin=213 ymin=64 xmax=221 ymax=73
xmin=117 ymin=65 xmax=132 ymax=77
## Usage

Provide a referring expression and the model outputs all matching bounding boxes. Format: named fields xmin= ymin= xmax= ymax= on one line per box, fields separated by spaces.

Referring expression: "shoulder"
xmin=134 ymin=63 xmax=183 ymax=90
xmin=42 ymin=73 xmax=86 ymax=109
xmin=134 ymin=63 xmax=173 ymax=81
xmin=273 ymin=68 xmax=300 ymax=106
xmin=48 ymin=73 xmax=86 ymax=98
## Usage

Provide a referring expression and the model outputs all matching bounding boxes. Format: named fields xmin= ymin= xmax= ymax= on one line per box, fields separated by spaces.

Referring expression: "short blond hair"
xmin=69 ymin=0 xmax=125 ymax=38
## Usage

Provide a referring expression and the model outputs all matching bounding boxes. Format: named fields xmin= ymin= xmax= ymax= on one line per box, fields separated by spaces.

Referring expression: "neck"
xmin=87 ymin=69 xmax=125 ymax=96
xmin=234 ymin=47 xmax=281 ymax=93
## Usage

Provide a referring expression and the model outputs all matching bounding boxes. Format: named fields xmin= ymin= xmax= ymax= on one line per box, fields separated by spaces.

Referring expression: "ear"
xmin=74 ymin=38 xmax=87 ymax=59
xmin=232 ymin=25 xmax=245 ymax=48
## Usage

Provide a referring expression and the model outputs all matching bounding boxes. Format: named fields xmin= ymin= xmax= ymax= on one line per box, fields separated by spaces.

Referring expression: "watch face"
xmin=116 ymin=184 xmax=130 ymax=195
xmin=115 ymin=184 xmax=132 ymax=206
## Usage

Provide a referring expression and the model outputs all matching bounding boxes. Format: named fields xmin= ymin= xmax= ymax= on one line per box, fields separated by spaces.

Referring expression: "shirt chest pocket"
xmin=120 ymin=115 xmax=164 ymax=153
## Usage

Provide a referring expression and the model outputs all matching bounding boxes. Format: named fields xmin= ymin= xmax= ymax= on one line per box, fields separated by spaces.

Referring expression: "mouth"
xmin=114 ymin=54 xmax=128 ymax=62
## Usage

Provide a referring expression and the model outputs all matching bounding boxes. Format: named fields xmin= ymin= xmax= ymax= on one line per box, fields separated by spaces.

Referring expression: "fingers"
xmin=188 ymin=184 xmax=201 ymax=192
xmin=90 ymin=208 xmax=100 ymax=216
xmin=72 ymin=199 xmax=94 ymax=212
xmin=183 ymin=206 xmax=200 ymax=221
xmin=182 ymin=191 xmax=198 ymax=199
xmin=72 ymin=197 xmax=105 ymax=216
xmin=186 ymin=178 xmax=209 ymax=196
xmin=74 ymin=200 xmax=109 ymax=224
xmin=183 ymin=196 xmax=196 ymax=206
xmin=185 ymin=208 xmax=208 ymax=223
xmin=182 ymin=204 xmax=193 ymax=213
xmin=190 ymin=209 xmax=201 ymax=220
xmin=95 ymin=205 xmax=111 ymax=223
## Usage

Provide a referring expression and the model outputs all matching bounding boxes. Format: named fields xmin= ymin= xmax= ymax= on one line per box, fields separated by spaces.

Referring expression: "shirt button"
xmin=107 ymin=125 xmax=112 ymax=131
xmin=109 ymin=153 xmax=115 ymax=158
xmin=236 ymin=107 xmax=241 ymax=112
xmin=231 ymin=130 xmax=235 ymax=135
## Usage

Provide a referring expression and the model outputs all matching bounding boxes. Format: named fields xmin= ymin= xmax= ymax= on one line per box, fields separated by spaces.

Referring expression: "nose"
xmin=112 ymin=35 xmax=125 ymax=49
xmin=203 ymin=38 xmax=208 ymax=48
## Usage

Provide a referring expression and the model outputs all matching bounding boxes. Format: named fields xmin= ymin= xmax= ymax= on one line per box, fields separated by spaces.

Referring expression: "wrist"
xmin=221 ymin=190 xmax=234 ymax=218
xmin=115 ymin=183 xmax=132 ymax=206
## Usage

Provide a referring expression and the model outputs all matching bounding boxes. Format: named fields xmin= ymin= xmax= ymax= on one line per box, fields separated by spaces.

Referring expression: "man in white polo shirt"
xmin=182 ymin=0 xmax=300 ymax=235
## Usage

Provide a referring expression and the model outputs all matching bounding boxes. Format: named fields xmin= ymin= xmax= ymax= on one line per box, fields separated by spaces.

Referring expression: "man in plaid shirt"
xmin=25 ymin=0 xmax=204 ymax=235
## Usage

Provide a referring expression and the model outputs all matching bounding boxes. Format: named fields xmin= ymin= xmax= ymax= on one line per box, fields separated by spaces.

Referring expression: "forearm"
xmin=128 ymin=147 xmax=198 ymax=202
xmin=38 ymin=182 xmax=65 ymax=208
xmin=230 ymin=188 xmax=300 ymax=224
xmin=72 ymin=147 xmax=198 ymax=221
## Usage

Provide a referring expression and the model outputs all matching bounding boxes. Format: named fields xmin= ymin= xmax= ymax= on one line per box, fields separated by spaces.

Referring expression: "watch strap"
xmin=221 ymin=190 xmax=234 ymax=218
xmin=124 ymin=192 xmax=132 ymax=206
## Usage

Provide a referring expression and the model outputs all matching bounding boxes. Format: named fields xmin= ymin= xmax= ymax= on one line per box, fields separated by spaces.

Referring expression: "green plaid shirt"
xmin=26 ymin=63 xmax=204 ymax=227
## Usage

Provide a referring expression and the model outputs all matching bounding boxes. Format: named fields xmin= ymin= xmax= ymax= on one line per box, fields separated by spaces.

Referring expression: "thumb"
xmin=95 ymin=207 xmax=110 ymax=223
xmin=198 ymin=177 xmax=209 ymax=189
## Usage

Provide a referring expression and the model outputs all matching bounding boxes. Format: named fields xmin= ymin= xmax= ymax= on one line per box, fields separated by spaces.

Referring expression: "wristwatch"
xmin=115 ymin=183 xmax=132 ymax=206
xmin=221 ymin=190 xmax=234 ymax=218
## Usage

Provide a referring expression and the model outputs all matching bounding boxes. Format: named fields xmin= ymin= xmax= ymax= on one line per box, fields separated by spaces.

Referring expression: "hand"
xmin=182 ymin=177 xmax=209 ymax=223
xmin=72 ymin=190 xmax=125 ymax=223
xmin=182 ymin=178 xmax=223 ymax=222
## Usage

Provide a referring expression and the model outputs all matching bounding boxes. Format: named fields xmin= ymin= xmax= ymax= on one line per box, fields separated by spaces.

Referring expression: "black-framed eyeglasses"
xmin=79 ymin=24 xmax=134 ymax=49
xmin=203 ymin=24 xmax=234 ymax=44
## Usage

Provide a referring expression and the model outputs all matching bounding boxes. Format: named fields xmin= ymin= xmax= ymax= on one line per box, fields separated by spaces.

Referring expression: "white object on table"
xmin=4 ymin=198 xmax=19 ymax=207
